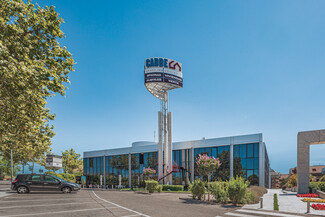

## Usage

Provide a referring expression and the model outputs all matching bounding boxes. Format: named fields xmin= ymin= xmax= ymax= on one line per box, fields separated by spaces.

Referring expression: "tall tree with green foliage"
xmin=0 ymin=0 xmax=75 ymax=166
xmin=62 ymin=149 xmax=82 ymax=174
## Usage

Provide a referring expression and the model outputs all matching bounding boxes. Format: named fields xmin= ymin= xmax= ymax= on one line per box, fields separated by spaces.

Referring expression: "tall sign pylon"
xmin=144 ymin=57 xmax=183 ymax=184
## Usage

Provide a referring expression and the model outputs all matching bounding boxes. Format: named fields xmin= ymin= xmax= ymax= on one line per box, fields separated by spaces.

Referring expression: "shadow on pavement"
xmin=26 ymin=191 xmax=78 ymax=194
xmin=179 ymin=197 xmax=216 ymax=205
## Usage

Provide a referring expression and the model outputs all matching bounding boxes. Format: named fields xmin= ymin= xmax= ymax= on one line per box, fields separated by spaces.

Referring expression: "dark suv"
xmin=11 ymin=174 xmax=80 ymax=194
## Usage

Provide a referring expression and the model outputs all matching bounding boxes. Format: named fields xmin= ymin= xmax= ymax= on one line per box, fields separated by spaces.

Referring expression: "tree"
xmin=143 ymin=167 xmax=156 ymax=180
xmin=213 ymin=151 xmax=230 ymax=181
xmin=62 ymin=149 xmax=82 ymax=174
xmin=233 ymin=157 xmax=245 ymax=178
xmin=0 ymin=0 xmax=74 ymax=167
xmin=196 ymin=154 xmax=221 ymax=201
xmin=0 ymin=154 xmax=20 ymax=179
xmin=287 ymin=174 xmax=297 ymax=187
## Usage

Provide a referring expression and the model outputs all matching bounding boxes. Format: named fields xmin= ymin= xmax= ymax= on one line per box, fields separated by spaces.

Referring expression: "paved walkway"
xmin=244 ymin=189 xmax=325 ymax=216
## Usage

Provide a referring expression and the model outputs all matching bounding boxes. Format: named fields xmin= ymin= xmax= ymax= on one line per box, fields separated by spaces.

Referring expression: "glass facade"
xmin=84 ymin=157 xmax=103 ymax=185
xmin=130 ymin=152 xmax=158 ymax=187
xmin=106 ymin=155 xmax=129 ymax=187
xmin=172 ymin=149 xmax=191 ymax=185
xmin=233 ymin=143 xmax=259 ymax=185
xmin=83 ymin=141 xmax=270 ymax=187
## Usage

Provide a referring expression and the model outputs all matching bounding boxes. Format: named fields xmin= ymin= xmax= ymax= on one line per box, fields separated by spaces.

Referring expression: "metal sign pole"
xmin=11 ymin=149 xmax=13 ymax=182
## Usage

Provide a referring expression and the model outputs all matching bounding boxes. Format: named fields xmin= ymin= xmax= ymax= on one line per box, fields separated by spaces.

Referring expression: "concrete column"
xmin=167 ymin=112 xmax=172 ymax=185
xmin=128 ymin=153 xmax=131 ymax=188
xmin=103 ymin=156 xmax=106 ymax=187
xmin=158 ymin=111 xmax=163 ymax=184
xmin=259 ymin=142 xmax=265 ymax=187
xmin=297 ymin=132 xmax=311 ymax=194
xmin=230 ymin=144 xmax=234 ymax=178
xmin=190 ymin=147 xmax=194 ymax=183
xmin=296 ymin=130 xmax=325 ymax=193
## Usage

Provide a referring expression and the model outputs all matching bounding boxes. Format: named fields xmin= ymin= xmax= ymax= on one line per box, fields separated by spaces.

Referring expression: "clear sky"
xmin=40 ymin=0 xmax=325 ymax=174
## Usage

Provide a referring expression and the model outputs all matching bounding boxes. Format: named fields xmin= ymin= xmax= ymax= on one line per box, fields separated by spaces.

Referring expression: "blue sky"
xmin=41 ymin=0 xmax=325 ymax=174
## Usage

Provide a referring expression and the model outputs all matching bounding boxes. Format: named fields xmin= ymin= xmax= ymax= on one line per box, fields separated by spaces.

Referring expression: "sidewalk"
xmin=244 ymin=189 xmax=325 ymax=216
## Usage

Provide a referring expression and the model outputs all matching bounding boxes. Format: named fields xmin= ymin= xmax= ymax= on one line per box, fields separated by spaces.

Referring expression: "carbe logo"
xmin=145 ymin=58 xmax=181 ymax=72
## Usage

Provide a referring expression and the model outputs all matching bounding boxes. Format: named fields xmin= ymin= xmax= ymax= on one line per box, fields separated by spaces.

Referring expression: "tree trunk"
xmin=207 ymin=174 xmax=210 ymax=201
xmin=32 ymin=160 xmax=34 ymax=174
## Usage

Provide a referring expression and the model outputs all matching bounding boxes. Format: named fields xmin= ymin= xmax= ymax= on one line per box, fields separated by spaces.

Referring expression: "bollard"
xmin=307 ymin=200 xmax=310 ymax=213
xmin=260 ymin=197 xmax=263 ymax=209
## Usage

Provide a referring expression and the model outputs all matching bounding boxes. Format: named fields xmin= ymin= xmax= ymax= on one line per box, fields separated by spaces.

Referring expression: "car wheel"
xmin=62 ymin=186 xmax=72 ymax=193
xmin=17 ymin=186 xmax=29 ymax=194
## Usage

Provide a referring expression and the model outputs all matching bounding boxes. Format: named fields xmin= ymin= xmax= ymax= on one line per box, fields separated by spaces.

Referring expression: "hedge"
xmin=145 ymin=180 xmax=158 ymax=193
xmin=162 ymin=185 xmax=184 ymax=191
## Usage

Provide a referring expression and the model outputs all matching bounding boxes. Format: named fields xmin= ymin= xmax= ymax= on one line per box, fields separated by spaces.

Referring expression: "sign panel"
xmin=46 ymin=155 xmax=62 ymax=168
xmin=144 ymin=57 xmax=183 ymax=88
xmin=81 ymin=176 xmax=86 ymax=186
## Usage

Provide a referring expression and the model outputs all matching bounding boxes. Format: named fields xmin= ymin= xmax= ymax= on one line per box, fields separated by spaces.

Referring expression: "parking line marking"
xmin=121 ymin=215 xmax=140 ymax=217
xmin=0 ymin=198 xmax=91 ymax=203
xmin=224 ymin=212 xmax=255 ymax=217
xmin=237 ymin=209 xmax=304 ymax=217
xmin=0 ymin=208 xmax=106 ymax=217
xmin=92 ymin=190 xmax=150 ymax=217
xmin=0 ymin=201 xmax=96 ymax=209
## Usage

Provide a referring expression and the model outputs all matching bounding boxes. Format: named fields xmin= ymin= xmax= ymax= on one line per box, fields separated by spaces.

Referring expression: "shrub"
xmin=318 ymin=182 xmax=325 ymax=192
xmin=189 ymin=179 xmax=206 ymax=200
xmin=145 ymin=180 xmax=158 ymax=193
xmin=156 ymin=185 xmax=163 ymax=193
xmin=162 ymin=185 xmax=184 ymax=191
xmin=228 ymin=176 xmax=249 ymax=205
xmin=210 ymin=181 xmax=228 ymax=203
xmin=309 ymin=182 xmax=325 ymax=192
xmin=247 ymin=186 xmax=267 ymax=204
xmin=244 ymin=190 xmax=255 ymax=204
xmin=274 ymin=194 xmax=279 ymax=211
xmin=309 ymin=182 xmax=318 ymax=192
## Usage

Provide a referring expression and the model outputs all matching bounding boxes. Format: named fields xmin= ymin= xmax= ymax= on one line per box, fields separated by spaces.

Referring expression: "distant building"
xmin=289 ymin=165 xmax=325 ymax=181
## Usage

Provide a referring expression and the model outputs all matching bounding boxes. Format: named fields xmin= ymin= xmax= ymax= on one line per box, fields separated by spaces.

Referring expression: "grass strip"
xmin=274 ymin=193 xmax=279 ymax=211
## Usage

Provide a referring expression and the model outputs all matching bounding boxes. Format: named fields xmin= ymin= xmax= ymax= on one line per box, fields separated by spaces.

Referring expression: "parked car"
xmin=11 ymin=174 xmax=80 ymax=194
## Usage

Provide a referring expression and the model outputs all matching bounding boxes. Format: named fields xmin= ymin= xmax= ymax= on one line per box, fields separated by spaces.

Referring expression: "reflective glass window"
xmin=247 ymin=144 xmax=254 ymax=158
xmin=254 ymin=158 xmax=259 ymax=169
xmin=240 ymin=144 xmax=246 ymax=158
xmin=246 ymin=158 xmax=254 ymax=170
xmin=234 ymin=145 xmax=240 ymax=158
xmin=254 ymin=143 xmax=259 ymax=158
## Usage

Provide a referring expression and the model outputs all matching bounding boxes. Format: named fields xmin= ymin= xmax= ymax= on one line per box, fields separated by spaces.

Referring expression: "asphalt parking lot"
xmin=0 ymin=189 xmax=236 ymax=217
xmin=0 ymin=189 xmax=322 ymax=217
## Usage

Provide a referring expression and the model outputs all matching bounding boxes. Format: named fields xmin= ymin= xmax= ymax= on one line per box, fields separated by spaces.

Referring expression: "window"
xmin=312 ymin=169 xmax=316 ymax=172
xmin=139 ymin=153 xmax=144 ymax=164
xmin=44 ymin=176 xmax=59 ymax=183
xmin=28 ymin=175 xmax=41 ymax=181
xmin=89 ymin=158 xmax=93 ymax=167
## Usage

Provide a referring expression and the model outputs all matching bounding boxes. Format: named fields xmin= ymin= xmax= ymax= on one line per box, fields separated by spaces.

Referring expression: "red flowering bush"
xmin=296 ymin=193 xmax=318 ymax=198
xmin=312 ymin=204 xmax=325 ymax=210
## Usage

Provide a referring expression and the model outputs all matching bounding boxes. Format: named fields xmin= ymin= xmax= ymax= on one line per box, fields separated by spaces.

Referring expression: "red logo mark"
xmin=169 ymin=61 xmax=182 ymax=72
